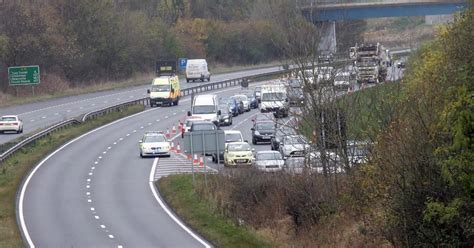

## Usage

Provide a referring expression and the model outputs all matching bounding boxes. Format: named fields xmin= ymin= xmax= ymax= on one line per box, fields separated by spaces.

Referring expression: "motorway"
xmin=19 ymin=82 xmax=269 ymax=247
xmin=0 ymin=66 xmax=283 ymax=145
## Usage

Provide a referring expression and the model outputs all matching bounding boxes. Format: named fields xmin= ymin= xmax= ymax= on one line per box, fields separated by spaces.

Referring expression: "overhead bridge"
xmin=301 ymin=0 xmax=469 ymax=22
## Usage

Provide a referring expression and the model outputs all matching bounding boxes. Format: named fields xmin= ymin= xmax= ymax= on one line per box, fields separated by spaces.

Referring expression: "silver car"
xmin=252 ymin=151 xmax=284 ymax=172
xmin=279 ymin=135 xmax=310 ymax=159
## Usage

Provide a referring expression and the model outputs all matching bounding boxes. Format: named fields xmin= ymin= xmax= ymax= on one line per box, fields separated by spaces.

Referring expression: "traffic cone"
xmin=172 ymin=125 xmax=177 ymax=134
xmin=178 ymin=120 xmax=184 ymax=133
xmin=166 ymin=128 xmax=170 ymax=139
xmin=176 ymin=142 xmax=181 ymax=154
xmin=193 ymin=154 xmax=199 ymax=165
xmin=170 ymin=141 xmax=175 ymax=152
xmin=187 ymin=154 xmax=192 ymax=161
xmin=199 ymin=156 xmax=204 ymax=167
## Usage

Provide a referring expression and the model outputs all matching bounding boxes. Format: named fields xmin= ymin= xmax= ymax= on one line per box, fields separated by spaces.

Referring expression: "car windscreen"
xmin=227 ymin=143 xmax=251 ymax=151
xmin=256 ymin=152 xmax=282 ymax=160
xmin=144 ymin=135 xmax=166 ymax=143
xmin=234 ymin=95 xmax=247 ymax=101
xmin=261 ymin=92 xmax=285 ymax=101
xmin=192 ymin=123 xmax=216 ymax=131
xmin=193 ymin=105 xmax=216 ymax=114
xmin=1 ymin=117 xmax=17 ymax=121
xmin=289 ymin=79 xmax=301 ymax=88
xmin=286 ymin=136 xmax=308 ymax=145
xmin=151 ymin=84 xmax=170 ymax=92
xmin=219 ymin=106 xmax=230 ymax=114
xmin=256 ymin=122 xmax=274 ymax=130
xmin=225 ymin=133 xmax=242 ymax=142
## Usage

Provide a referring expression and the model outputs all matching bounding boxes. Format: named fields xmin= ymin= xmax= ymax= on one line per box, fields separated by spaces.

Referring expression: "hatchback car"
xmin=279 ymin=135 xmax=310 ymax=159
xmin=139 ymin=132 xmax=171 ymax=157
xmin=240 ymin=90 xmax=258 ymax=109
xmin=230 ymin=96 xmax=245 ymax=114
xmin=212 ymin=130 xmax=244 ymax=163
xmin=189 ymin=121 xmax=217 ymax=132
xmin=251 ymin=121 xmax=275 ymax=144
xmin=223 ymin=142 xmax=254 ymax=167
xmin=218 ymin=104 xmax=233 ymax=126
xmin=253 ymin=151 xmax=284 ymax=172
xmin=0 ymin=115 xmax=23 ymax=134
xmin=220 ymin=96 xmax=239 ymax=116
xmin=233 ymin=95 xmax=251 ymax=112
xmin=271 ymin=127 xmax=296 ymax=151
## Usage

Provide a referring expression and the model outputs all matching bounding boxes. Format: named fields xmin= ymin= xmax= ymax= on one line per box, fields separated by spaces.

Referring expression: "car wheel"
xmin=17 ymin=129 xmax=20 ymax=134
xmin=252 ymin=137 xmax=257 ymax=145
xmin=140 ymin=152 xmax=144 ymax=158
xmin=208 ymin=76 xmax=211 ymax=82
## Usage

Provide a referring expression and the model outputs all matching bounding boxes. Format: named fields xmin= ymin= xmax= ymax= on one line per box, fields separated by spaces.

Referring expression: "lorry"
xmin=186 ymin=59 xmax=211 ymax=82
xmin=349 ymin=43 xmax=392 ymax=84
xmin=259 ymin=84 xmax=289 ymax=118
xmin=147 ymin=61 xmax=181 ymax=107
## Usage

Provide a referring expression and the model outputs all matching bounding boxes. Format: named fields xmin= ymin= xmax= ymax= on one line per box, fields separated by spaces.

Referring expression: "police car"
xmin=139 ymin=132 xmax=171 ymax=158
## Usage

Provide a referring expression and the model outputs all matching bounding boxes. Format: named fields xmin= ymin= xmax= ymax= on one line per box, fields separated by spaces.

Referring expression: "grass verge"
xmin=157 ymin=174 xmax=273 ymax=248
xmin=0 ymin=104 xmax=144 ymax=247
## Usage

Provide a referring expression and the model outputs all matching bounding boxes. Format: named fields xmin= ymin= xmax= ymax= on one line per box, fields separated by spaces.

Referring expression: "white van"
xmin=186 ymin=59 xmax=211 ymax=82
xmin=188 ymin=94 xmax=220 ymax=124
xmin=259 ymin=84 xmax=289 ymax=118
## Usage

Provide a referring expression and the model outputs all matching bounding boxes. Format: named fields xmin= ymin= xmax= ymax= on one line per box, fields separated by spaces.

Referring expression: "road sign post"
xmin=8 ymin=65 xmax=40 ymax=86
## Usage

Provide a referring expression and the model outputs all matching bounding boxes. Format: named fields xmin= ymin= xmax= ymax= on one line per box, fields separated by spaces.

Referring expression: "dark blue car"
xmin=240 ymin=90 xmax=258 ymax=109
xmin=220 ymin=97 xmax=239 ymax=116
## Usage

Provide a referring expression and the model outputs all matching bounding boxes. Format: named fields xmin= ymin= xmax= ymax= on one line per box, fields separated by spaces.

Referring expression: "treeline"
xmin=0 ymin=0 xmax=285 ymax=90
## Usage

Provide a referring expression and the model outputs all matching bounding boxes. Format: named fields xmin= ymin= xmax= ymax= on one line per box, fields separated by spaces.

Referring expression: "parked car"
xmin=220 ymin=96 xmax=239 ymax=116
xmin=279 ymin=135 xmax=310 ymax=159
xmin=240 ymin=90 xmax=258 ymax=109
xmin=139 ymin=132 xmax=171 ymax=158
xmin=271 ymin=127 xmax=296 ymax=151
xmin=189 ymin=121 xmax=218 ymax=132
xmin=218 ymin=104 xmax=233 ymax=126
xmin=212 ymin=130 xmax=244 ymax=163
xmin=230 ymin=96 xmax=245 ymax=114
xmin=0 ymin=115 xmax=23 ymax=134
xmin=251 ymin=121 xmax=275 ymax=144
xmin=233 ymin=94 xmax=251 ymax=112
xmin=253 ymin=151 xmax=284 ymax=172
xmin=223 ymin=142 xmax=254 ymax=167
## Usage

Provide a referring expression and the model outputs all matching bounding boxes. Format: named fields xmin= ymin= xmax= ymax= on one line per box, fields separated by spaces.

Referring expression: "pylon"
xmin=176 ymin=142 xmax=181 ymax=154
xmin=165 ymin=128 xmax=170 ymax=138
xmin=199 ymin=156 xmax=204 ymax=167
xmin=193 ymin=154 xmax=199 ymax=165
xmin=172 ymin=125 xmax=177 ymax=134
xmin=170 ymin=141 xmax=175 ymax=151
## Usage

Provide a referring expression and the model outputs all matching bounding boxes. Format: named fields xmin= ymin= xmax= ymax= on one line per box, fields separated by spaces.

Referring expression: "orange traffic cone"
xmin=199 ymin=156 xmax=204 ymax=167
xmin=172 ymin=125 xmax=177 ymax=134
xmin=193 ymin=154 xmax=199 ymax=165
xmin=176 ymin=142 xmax=181 ymax=154
xmin=170 ymin=141 xmax=175 ymax=152
xmin=165 ymin=129 xmax=170 ymax=139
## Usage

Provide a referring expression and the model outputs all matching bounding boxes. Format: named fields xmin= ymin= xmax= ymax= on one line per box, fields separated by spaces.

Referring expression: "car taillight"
xmin=13 ymin=122 xmax=18 ymax=125
xmin=0 ymin=123 xmax=3 ymax=126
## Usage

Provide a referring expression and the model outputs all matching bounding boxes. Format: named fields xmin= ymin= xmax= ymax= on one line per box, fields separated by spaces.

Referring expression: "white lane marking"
xmin=41 ymin=116 xmax=46 ymax=119
xmin=126 ymin=134 xmax=130 ymax=136
xmin=30 ymin=120 xmax=35 ymax=122
xmin=67 ymin=110 xmax=71 ymax=113
xmin=103 ymin=151 xmax=107 ymax=154
xmin=92 ymin=167 xmax=95 ymax=170
xmin=109 ymin=234 xmax=114 ymax=239
xmin=86 ymin=192 xmax=91 ymax=195
xmin=89 ymin=173 xmax=93 ymax=176
xmin=94 ymin=161 xmax=99 ymax=164
xmin=230 ymin=112 xmax=259 ymax=130
xmin=91 ymin=207 xmax=95 ymax=211
xmin=113 ymin=142 xmax=117 ymax=145
xmin=133 ymin=130 xmax=137 ymax=133
xmin=98 ymin=156 xmax=102 ymax=159
xmin=88 ymin=199 xmax=92 ymax=203
xmin=107 ymin=147 xmax=111 ymax=150
xmin=149 ymin=158 xmax=211 ymax=248
xmin=118 ymin=245 xmax=123 ymax=248
xmin=148 ymin=123 xmax=152 ymax=126
xmin=173 ymin=113 xmax=177 ymax=115
xmin=119 ymin=138 xmax=123 ymax=141
xmin=86 ymin=185 xmax=90 ymax=189
xmin=80 ymin=106 xmax=84 ymax=109
xmin=95 ymin=216 xmax=100 ymax=220
xmin=156 ymin=119 xmax=160 ymax=122
xmin=140 ymin=126 xmax=144 ymax=129
xmin=129 ymin=96 xmax=134 ymax=98
xmin=87 ymin=179 xmax=91 ymax=182
xmin=54 ymin=113 xmax=59 ymax=116
xmin=165 ymin=116 xmax=169 ymax=119
xmin=100 ymin=225 xmax=106 ymax=229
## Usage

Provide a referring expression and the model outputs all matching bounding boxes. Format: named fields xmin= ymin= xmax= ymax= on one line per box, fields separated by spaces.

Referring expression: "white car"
xmin=139 ymin=132 xmax=171 ymax=158
xmin=279 ymin=135 xmax=310 ymax=159
xmin=0 ymin=115 xmax=23 ymax=134
xmin=233 ymin=95 xmax=250 ymax=112
xmin=253 ymin=151 xmax=284 ymax=172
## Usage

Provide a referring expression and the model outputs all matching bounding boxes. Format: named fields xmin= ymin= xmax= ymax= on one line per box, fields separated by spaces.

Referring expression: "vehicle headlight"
xmin=254 ymin=131 xmax=260 ymax=135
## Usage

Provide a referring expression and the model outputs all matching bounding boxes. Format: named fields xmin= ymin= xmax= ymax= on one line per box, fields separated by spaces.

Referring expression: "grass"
xmin=0 ymin=61 xmax=283 ymax=108
xmin=157 ymin=174 xmax=273 ymax=248
xmin=0 ymin=104 xmax=144 ymax=247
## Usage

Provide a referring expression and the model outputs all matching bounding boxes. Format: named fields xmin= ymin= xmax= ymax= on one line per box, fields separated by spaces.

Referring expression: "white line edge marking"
xmin=149 ymin=158 xmax=211 ymax=248
xmin=18 ymin=108 xmax=156 ymax=248
xmin=19 ymin=81 xmax=263 ymax=247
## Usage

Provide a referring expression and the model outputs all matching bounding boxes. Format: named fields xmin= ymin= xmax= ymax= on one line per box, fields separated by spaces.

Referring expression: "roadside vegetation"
xmin=0 ymin=105 xmax=144 ymax=247
xmin=159 ymin=5 xmax=473 ymax=247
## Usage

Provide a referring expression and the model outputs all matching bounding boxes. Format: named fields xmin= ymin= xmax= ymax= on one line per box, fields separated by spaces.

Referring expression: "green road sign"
xmin=8 ymin=65 xmax=40 ymax=86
